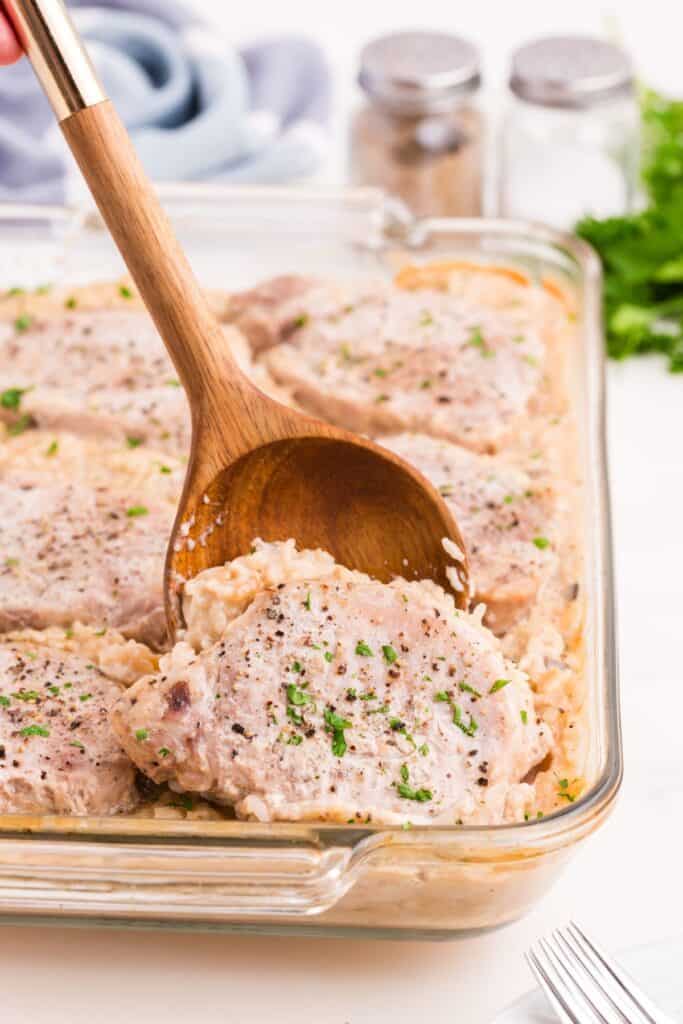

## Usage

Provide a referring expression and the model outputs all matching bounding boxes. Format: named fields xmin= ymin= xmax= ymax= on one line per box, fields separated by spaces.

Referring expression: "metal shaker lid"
xmin=359 ymin=31 xmax=481 ymax=115
xmin=509 ymin=35 xmax=635 ymax=109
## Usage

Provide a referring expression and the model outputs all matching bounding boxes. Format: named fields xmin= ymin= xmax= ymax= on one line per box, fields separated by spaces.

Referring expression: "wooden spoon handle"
xmin=3 ymin=0 xmax=247 ymax=409
xmin=61 ymin=101 xmax=244 ymax=407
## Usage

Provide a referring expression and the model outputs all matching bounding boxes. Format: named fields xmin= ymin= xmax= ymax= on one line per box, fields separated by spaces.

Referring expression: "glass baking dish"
xmin=0 ymin=186 xmax=621 ymax=938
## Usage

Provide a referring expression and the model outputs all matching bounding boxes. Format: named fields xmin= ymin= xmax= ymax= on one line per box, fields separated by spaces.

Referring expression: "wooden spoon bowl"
xmin=169 ymin=425 xmax=468 ymax=635
xmin=6 ymin=0 xmax=469 ymax=639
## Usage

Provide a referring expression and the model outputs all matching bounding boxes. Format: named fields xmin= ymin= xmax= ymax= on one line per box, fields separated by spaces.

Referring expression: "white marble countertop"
xmin=1 ymin=1 xmax=682 ymax=1021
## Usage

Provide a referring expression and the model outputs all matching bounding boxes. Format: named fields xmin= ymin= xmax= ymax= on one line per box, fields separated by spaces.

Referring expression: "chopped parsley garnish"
xmin=166 ymin=378 xmax=181 ymax=387
xmin=45 ymin=440 xmax=58 ymax=457
xmin=21 ymin=724 xmax=49 ymax=737
xmin=419 ymin=378 xmax=432 ymax=389
xmin=14 ymin=314 xmax=32 ymax=333
xmin=489 ymin=678 xmax=510 ymax=694
xmin=6 ymin=286 xmax=24 ymax=296
xmin=8 ymin=414 xmax=33 ymax=436
xmin=533 ymin=536 xmax=550 ymax=550
xmin=79 ymin=693 xmax=93 ymax=702
xmin=459 ymin=682 xmax=482 ymax=698
xmin=434 ymin=692 xmax=478 ymax=736
xmin=0 ymin=696 xmax=9 ymax=706
xmin=382 ymin=644 xmax=398 ymax=665
xmin=324 ymin=708 xmax=351 ymax=757
xmin=373 ymin=367 xmax=388 ymax=378
xmin=126 ymin=436 xmax=143 ymax=448
xmin=292 ymin=314 xmax=309 ymax=329
xmin=158 ymin=747 xmax=170 ymax=758
xmin=126 ymin=505 xmax=149 ymax=517
xmin=287 ymin=734 xmax=303 ymax=746
xmin=64 ymin=628 xmax=74 ymax=639
xmin=396 ymin=764 xmax=432 ymax=802
xmin=47 ymin=685 xmax=60 ymax=696
xmin=503 ymin=494 xmax=514 ymax=504
xmin=159 ymin=464 xmax=172 ymax=474
xmin=303 ymin=591 xmax=312 ymax=611
xmin=119 ymin=285 xmax=134 ymax=299
xmin=4 ymin=557 xmax=18 ymax=568
xmin=467 ymin=326 xmax=493 ymax=357
xmin=1 ymin=387 xmax=29 ymax=410
xmin=374 ymin=393 xmax=390 ymax=403
xmin=287 ymin=706 xmax=304 ymax=726
xmin=135 ymin=728 xmax=149 ymax=741
xmin=286 ymin=683 xmax=311 ymax=707
xmin=13 ymin=689 xmax=40 ymax=702
xmin=355 ymin=640 xmax=374 ymax=657
xmin=520 ymin=709 xmax=528 ymax=725
xmin=557 ymin=778 xmax=576 ymax=802
xmin=65 ymin=296 xmax=78 ymax=309
xmin=418 ymin=743 xmax=429 ymax=756
xmin=323 ymin=650 xmax=334 ymax=663
xmin=69 ymin=740 xmax=85 ymax=750
xmin=289 ymin=661 xmax=303 ymax=675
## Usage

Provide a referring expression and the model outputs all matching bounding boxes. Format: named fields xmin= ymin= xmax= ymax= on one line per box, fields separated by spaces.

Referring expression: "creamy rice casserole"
xmin=0 ymin=264 xmax=585 ymax=825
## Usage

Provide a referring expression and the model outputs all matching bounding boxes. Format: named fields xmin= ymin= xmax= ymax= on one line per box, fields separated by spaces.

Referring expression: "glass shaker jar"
xmin=498 ymin=36 xmax=639 ymax=229
xmin=350 ymin=31 xmax=484 ymax=218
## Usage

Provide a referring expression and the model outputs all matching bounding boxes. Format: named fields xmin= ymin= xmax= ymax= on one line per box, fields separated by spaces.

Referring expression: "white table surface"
xmin=2 ymin=2 xmax=683 ymax=1021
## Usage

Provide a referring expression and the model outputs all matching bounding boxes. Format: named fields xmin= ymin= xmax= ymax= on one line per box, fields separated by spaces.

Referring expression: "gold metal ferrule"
xmin=4 ymin=0 xmax=106 ymax=121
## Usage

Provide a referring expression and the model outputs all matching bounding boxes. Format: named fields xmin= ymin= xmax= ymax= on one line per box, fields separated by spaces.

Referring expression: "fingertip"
xmin=0 ymin=16 xmax=22 ymax=65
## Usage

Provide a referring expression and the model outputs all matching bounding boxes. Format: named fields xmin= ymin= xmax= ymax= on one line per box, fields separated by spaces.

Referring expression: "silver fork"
xmin=526 ymin=923 xmax=677 ymax=1024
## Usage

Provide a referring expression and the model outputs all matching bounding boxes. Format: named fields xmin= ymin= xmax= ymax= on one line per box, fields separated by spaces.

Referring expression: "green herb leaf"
xmin=489 ymin=678 xmax=510 ymax=694
xmin=158 ymin=747 xmax=170 ymax=758
xmin=287 ymin=734 xmax=303 ymax=745
xmin=45 ymin=440 xmax=58 ymax=457
xmin=21 ymin=724 xmax=49 ymax=737
xmin=323 ymin=650 xmax=334 ymax=663
xmin=126 ymin=505 xmax=149 ymax=517
xmin=382 ymin=644 xmax=398 ymax=664
xmin=520 ymin=709 xmax=528 ymax=725
xmin=533 ymin=536 xmax=550 ymax=550
xmin=355 ymin=641 xmax=374 ymax=657
xmin=8 ymin=414 xmax=33 ymax=436
xmin=286 ymin=683 xmax=311 ymax=707
xmin=135 ymin=728 xmax=149 ymax=741
xmin=14 ymin=314 xmax=32 ymax=333
xmin=0 ymin=387 xmax=28 ymax=410
xmin=324 ymin=708 xmax=351 ymax=757
xmin=126 ymin=436 xmax=143 ymax=449
xmin=119 ymin=285 xmax=134 ymax=299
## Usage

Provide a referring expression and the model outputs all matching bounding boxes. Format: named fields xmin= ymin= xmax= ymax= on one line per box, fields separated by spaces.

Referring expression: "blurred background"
xmin=1 ymin=0 xmax=680 ymax=214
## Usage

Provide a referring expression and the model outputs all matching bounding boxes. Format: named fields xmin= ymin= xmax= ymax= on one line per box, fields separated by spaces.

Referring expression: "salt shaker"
xmin=498 ymin=36 xmax=639 ymax=229
xmin=350 ymin=31 xmax=484 ymax=218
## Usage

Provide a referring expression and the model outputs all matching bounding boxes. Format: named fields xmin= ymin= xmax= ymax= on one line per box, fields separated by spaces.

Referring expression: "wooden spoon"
xmin=6 ymin=0 xmax=470 ymax=637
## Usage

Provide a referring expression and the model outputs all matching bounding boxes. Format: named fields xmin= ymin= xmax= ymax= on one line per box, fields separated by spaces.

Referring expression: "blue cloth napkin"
xmin=0 ymin=0 xmax=332 ymax=202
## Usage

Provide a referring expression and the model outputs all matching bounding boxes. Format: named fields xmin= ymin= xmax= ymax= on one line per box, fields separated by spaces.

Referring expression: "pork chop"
xmin=0 ymin=637 xmax=138 ymax=815
xmin=0 ymin=431 xmax=184 ymax=648
xmin=381 ymin=434 xmax=557 ymax=633
xmin=0 ymin=310 xmax=287 ymax=455
xmin=259 ymin=279 xmax=544 ymax=452
xmin=111 ymin=543 xmax=551 ymax=826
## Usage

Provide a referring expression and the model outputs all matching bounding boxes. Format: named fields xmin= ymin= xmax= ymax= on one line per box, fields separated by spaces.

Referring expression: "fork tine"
xmin=569 ymin=923 xmax=676 ymax=1024
xmin=526 ymin=948 xmax=582 ymax=1024
xmin=539 ymin=936 xmax=616 ymax=1024
xmin=555 ymin=929 xmax=637 ymax=1024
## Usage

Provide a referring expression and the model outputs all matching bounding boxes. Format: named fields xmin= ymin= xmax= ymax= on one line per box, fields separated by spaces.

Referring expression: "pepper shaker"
xmin=350 ymin=31 xmax=484 ymax=218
